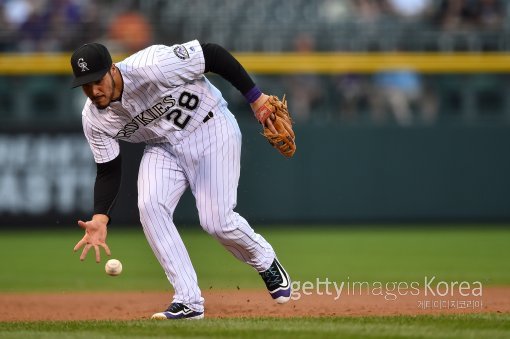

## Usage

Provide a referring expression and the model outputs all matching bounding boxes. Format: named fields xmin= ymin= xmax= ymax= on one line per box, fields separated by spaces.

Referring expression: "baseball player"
xmin=70 ymin=41 xmax=294 ymax=320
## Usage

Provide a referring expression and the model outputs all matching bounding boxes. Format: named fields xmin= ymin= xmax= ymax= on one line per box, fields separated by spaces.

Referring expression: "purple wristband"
xmin=244 ymin=86 xmax=262 ymax=104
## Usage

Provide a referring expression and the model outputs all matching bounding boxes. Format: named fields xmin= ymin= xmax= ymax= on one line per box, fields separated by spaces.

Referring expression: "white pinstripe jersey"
xmin=82 ymin=40 xmax=228 ymax=163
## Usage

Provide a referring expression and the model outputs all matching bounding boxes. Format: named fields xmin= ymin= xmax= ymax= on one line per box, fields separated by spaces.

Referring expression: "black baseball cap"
xmin=70 ymin=43 xmax=112 ymax=88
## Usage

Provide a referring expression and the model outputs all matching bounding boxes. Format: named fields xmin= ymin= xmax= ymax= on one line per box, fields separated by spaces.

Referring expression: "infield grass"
xmin=1 ymin=314 xmax=509 ymax=339
xmin=0 ymin=226 xmax=509 ymax=292
xmin=1 ymin=226 xmax=509 ymax=338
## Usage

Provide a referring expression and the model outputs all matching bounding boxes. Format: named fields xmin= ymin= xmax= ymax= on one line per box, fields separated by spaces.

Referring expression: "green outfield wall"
xmin=0 ymin=119 xmax=508 ymax=226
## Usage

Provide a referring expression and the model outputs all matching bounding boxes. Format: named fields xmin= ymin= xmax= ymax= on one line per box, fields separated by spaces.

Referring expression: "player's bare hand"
xmin=73 ymin=214 xmax=111 ymax=263
xmin=251 ymin=93 xmax=278 ymax=134
xmin=250 ymin=93 xmax=269 ymax=113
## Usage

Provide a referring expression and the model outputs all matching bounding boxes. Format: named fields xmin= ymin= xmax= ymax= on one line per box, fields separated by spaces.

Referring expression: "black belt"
xmin=203 ymin=111 xmax=214 ymax=123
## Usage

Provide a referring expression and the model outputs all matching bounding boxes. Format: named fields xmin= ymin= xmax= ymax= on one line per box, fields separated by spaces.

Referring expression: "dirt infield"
xmin=1 ymin=287 xmax=509 ymax=321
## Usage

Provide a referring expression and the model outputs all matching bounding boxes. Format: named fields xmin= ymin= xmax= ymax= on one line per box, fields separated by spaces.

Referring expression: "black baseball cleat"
xmin=151 ymin=303 xmax=204 ymax=320
xmin=259 ymin=258 xmax=291 ymax=304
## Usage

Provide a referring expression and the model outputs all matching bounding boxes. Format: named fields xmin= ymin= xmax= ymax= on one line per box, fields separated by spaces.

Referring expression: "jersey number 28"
xmin=165 ymin=91 xmax=199 ymax=129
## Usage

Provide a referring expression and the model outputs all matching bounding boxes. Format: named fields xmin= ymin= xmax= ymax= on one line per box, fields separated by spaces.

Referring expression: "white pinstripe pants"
xmin=137 ymin=111 xmax=275 ymax=312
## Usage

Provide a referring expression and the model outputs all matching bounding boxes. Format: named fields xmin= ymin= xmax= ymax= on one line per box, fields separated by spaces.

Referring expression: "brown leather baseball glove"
xmin=254 ymin=95 xmax=296 ymax=158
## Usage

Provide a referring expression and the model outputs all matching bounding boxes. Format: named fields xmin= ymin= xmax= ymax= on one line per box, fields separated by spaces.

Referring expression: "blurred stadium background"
xmin=1 ymin=0 xmax=510 ymax=227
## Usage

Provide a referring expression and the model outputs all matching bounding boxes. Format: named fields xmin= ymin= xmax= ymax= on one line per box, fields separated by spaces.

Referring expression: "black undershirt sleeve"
xmin=94 ymin=155 xmax=122 ymax=220
xmin=202 ymin=43 xmax=255 ymax=95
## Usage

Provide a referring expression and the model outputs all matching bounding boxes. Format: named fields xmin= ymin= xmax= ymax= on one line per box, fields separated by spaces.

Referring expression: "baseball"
xmin=105 ymin=259 xmax=123 ymax=276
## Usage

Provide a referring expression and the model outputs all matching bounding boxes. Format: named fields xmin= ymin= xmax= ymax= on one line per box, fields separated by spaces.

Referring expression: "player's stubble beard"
xmin=94 ymin=71 xmax=117 ymax=110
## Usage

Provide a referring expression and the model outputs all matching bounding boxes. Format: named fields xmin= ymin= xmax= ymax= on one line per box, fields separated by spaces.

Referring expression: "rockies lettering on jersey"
xmin=115 ymin=96 xmax=176 ymax=139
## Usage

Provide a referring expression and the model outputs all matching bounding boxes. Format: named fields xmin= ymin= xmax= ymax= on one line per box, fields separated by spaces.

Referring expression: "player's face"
xmin=81 ymin=72 xmax=115 ymax=109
